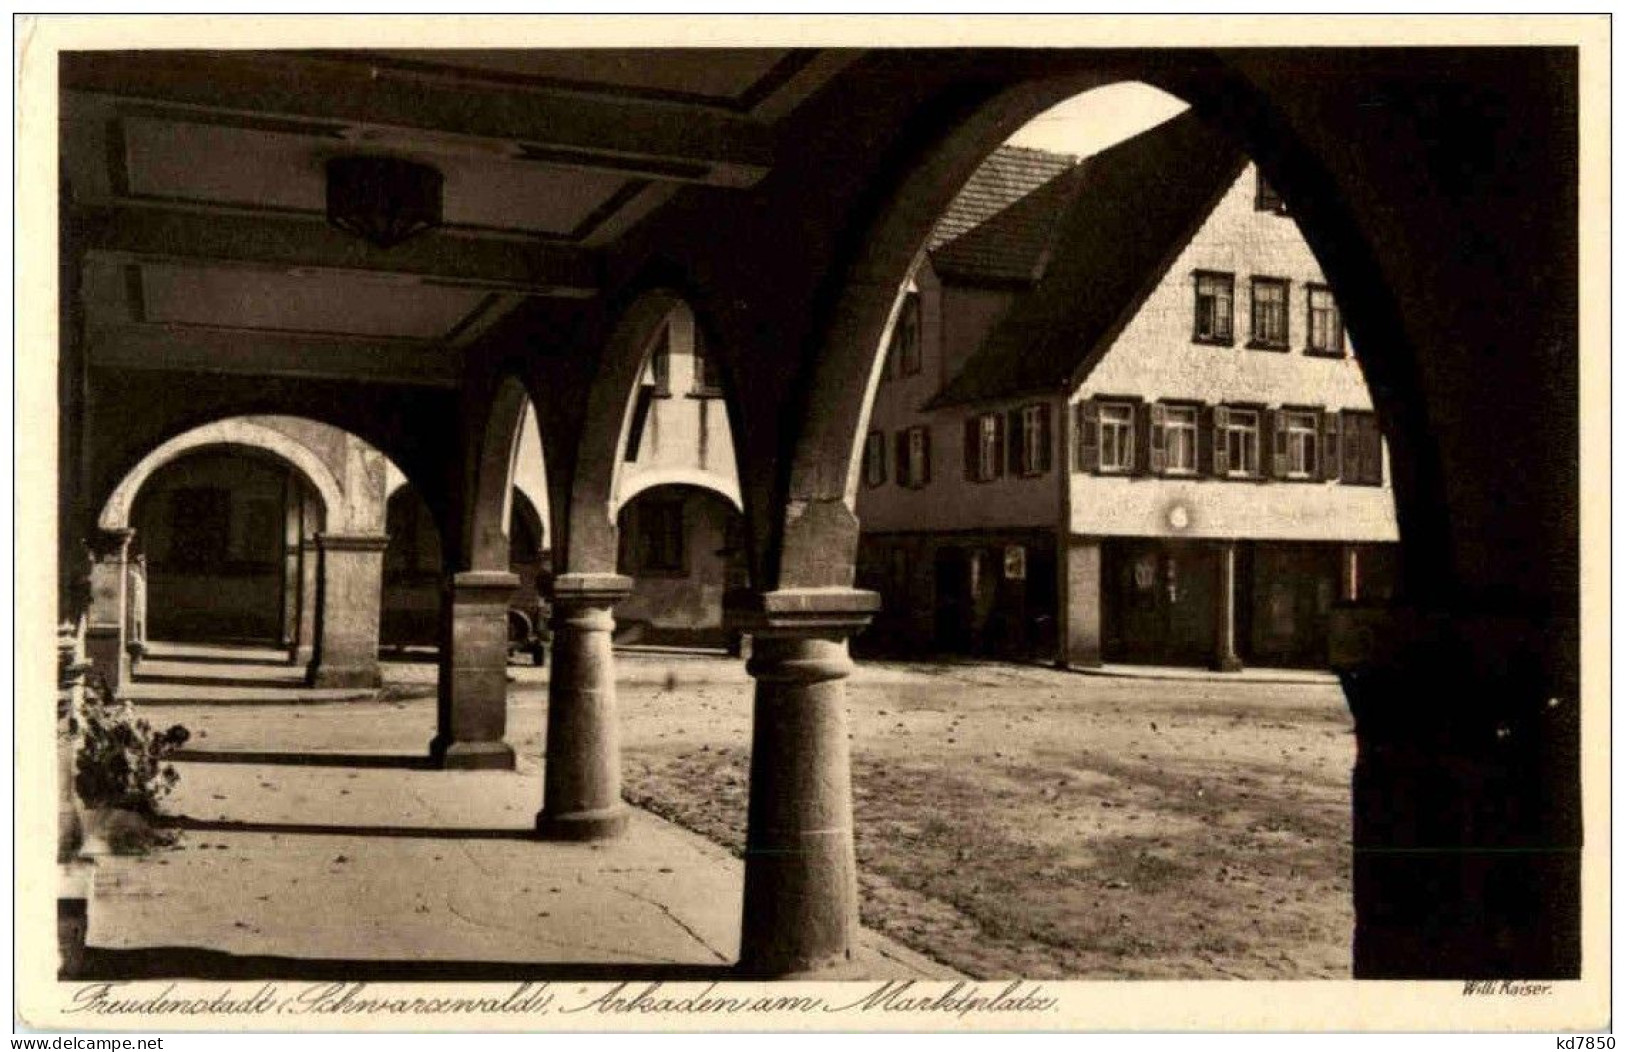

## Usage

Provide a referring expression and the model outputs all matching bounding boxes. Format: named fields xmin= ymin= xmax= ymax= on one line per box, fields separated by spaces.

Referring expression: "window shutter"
xmin=920 ymin=427 xmax=932 ymax=485
xmin=1322 ymin=410 xmax=1341 ymax=481
xmin=894 ymin=430 xmax=909 ymax=488
xmin=963 ymin=417 xmax=978 ymax=482
xmin=1134 ymin=402 xmax=1152 ymax=474
xmin=1149 ymin=402 xmax=1167 ymax=474
xmin=1269 ymin=409 xmax=1288 ymax=479
xmin=1211 ymin=405 xmax=1229 ymax=476
xmin=1036 ymin=404 xmax=1053 ymax=474
xmin=992 ymin=413 xmax=1007 ymax=478
xmin=1077 ymin=401 xmax=1100 ymax=474
xmin=1006 ymin=409 xmax=1025 ymax=476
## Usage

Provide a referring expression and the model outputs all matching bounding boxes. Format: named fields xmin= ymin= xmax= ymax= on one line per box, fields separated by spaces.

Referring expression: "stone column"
xmin=1212 ymin=540 xmax=1243 ymax=672
xmin=307 ymin=533 xmax=387 ymax=688
xmin=1330 ymin=607 xmax=1579 ymax=978
xmin=83 ymin=529 xmax=133 ymax=697
xmin=293 ymin=538 xmax=318 ymax=666
xmin=430 ymin=570 xmax=519 ymax=770
xmin=728 ymin=588 xmax=879 ymax=977
xmin=1056 ymin=535 xmax=1102 ymax=669
xmin=537 ymin=573 xmax=633 ymax=840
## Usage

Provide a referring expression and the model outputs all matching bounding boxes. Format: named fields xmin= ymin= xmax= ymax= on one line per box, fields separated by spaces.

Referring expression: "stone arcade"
xmin=56 ymin=47 xmax=1580 ymax=978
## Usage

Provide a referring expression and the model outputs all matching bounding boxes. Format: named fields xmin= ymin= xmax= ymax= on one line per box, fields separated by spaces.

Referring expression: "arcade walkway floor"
xmin=90 ymin=647 xmax=1354 ymax=980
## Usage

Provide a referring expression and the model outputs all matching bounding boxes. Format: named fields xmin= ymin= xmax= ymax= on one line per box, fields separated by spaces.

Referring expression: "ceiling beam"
xmin=88 ymin=323 xmax=462 ymax=388
xmin=61 ymin=51 xmax=775 ymax=187
xmin=74 ymin=204 xmax=601 ymax=298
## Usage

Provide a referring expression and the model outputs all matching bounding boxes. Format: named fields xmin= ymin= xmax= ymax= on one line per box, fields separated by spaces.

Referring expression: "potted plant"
xmin=71 ymin=676 xmax=190 ymax=855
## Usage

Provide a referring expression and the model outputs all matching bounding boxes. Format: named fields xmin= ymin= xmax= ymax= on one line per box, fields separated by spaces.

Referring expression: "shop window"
xmin=1249 ymin=277 xmax=1290 ymax=350
xmin=1193 ymin=271 xmax=1234 ymax=345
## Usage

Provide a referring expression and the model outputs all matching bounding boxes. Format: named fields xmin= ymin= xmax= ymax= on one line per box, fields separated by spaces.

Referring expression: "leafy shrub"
xmin=72 ymin=679 xmax=190 ymax=817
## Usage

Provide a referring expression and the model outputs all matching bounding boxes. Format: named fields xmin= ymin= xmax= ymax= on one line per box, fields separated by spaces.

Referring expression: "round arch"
xmin=98 ymin=418 xmax=346 ymax=533
xmin=773 ymin=68 xmax=1438 ymax=594
xmin=613 ymin=467 xmax=742 ymax=518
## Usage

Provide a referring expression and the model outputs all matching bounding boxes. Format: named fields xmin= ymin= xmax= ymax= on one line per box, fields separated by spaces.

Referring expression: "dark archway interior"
xmin=130 ymin=447 xmax=317 ymax=645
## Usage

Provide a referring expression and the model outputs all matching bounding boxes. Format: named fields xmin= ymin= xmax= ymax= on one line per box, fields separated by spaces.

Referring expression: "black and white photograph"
xmin=15 ymin=14 xmax=1610 ymax=1035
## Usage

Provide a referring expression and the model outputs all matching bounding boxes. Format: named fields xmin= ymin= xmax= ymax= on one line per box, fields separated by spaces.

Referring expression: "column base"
xmin=291 ymin=644 xmax=314 ymax=666
xmin=736 ymin=949 xmax=858 ymax=981
xmin=1211 ymin=656 xmax=1243 ymax=673
xmin=430 ymin=738 xmax=516 ymax=771
xmin=307 ymin=665 xmax=381 ymax=689
xmin=535 ymin=804 xmax=630 ymax=842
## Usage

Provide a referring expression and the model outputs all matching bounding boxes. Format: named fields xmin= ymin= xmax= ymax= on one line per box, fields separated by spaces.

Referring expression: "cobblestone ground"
xmin=522 ymin=655 xmax=1357 ymax=980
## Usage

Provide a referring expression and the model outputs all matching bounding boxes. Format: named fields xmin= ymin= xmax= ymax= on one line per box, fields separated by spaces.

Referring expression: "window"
xmin=895 ymin=425 xmax=931 ymax=488
xmin=1255 ymin=171 xmax=1288 ymax=214
xmin=1216 ymin=407 xmax=1261 ymax=477
xmin=646 ymin=323 xmax=671 ymax=394
xmin=1280 ymin=409 xmax=1320 ymax=479
xmin=1098 ymin=402 xmax=1135 ymax=474
xmin=691 ymin=326 xmax=725 ymax=395
xmin=1159 ymin=404 xmax=1198 ymax=474
xmin=1249 ymin=277 xmax=1290 ymax=349
xmin=635 ymin=499 xmax=685 ymax=575
xmin=965 ymin=412 xmax=1003 ymax=482
xmin=1342 ymin=410 xmax=1384 ymax=485
xmin=889 ymin=291 xmax=922 ymax=378
xmin=1193 ymin=271 xmax=1234 ymax=344
xmin=1017 ymin=403 xmax=1051 ymax=476
xmin=1305 ymin=284 xmax=1344 ymax=356
xmin=863 ymin=430 xmax=887 ymax=487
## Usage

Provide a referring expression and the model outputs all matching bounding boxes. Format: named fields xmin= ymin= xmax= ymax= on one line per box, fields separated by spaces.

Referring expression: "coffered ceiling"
xmin=61 ymin=48 xmax=856 ymax=387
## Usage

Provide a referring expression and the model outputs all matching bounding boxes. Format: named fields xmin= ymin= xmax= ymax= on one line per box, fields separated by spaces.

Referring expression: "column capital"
xmin=550 ymin=573 xmax=633 ymax=605
xmin=725 ymin=587 xmax=880 ymax=638
xmin=451 ymin=570 xmax=521 ymax=598
xmin=86 ymin=528 xmax=134 ymax=559
xmin=316 ymin=532 xmax=390 ymax=553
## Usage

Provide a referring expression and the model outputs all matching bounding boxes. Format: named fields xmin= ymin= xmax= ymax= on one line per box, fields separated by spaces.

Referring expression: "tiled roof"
xmin=930 ymin=112 xmax=1245 ymax=409
xmin=926 ymin=146 xmax=1080 ymax=284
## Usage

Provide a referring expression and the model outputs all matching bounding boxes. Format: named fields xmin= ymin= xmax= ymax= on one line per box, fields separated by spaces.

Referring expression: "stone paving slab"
xmin=84 ymin=738 xmax=954 ymax=981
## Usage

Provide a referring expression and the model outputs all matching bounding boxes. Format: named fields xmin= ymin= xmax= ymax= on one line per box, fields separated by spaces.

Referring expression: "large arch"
xmin=461 ymin=375 xmax=533 ymax=574
xmin=771 ymin=67 xmax=1440 ymax=601
xmin=98 ymin=418 xmax=345 ymax=533
xmin=560 ymin=288 xmax=685 ymax=575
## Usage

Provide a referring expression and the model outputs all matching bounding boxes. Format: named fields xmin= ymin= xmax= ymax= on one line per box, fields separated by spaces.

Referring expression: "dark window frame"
xmin=892 ymin=291 xmax=923 ymax=378
xmin=1303 ymin=283 xmax=1347 ymax=358
xmin=634 ymin=497 xmax=687 ymax=577
xmin=862 ymin=430 xmax=887 ymax=488
xmin=1255 ymin=171 xmax=1289 ymax=215
xmin=1192 ymin=270 xmax=1235 ymax=346
xmin=1248 ymin=276 xmax=1291 ymax=351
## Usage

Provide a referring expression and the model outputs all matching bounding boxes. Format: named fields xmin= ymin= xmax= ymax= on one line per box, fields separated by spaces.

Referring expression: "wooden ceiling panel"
xmin=138 ymin=264 xmax=486 ymax=341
